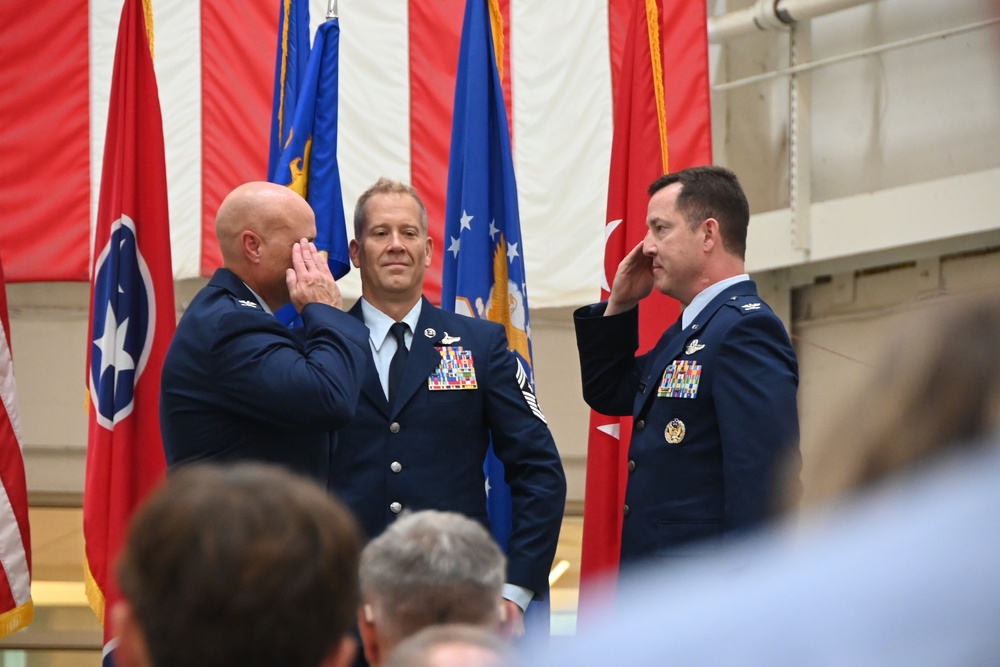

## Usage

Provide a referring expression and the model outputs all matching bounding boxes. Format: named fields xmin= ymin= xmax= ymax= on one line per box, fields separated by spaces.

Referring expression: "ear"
xmin=242 ymin=230 xmax=263 ymax=263
xmin=357 ymin=604 xmax=382 ymax=667
xmin=349 ymin=238 xmax=361 ymax=269
xmin=319 ymin=635 xmax=358 ymax=667
xmin=111 ymin=601 xmax=152 ymax=667
xmin=701 ymin=217 xmax=720 ymax=252
xmin=423 ymin=235 xmax=434 ymax=268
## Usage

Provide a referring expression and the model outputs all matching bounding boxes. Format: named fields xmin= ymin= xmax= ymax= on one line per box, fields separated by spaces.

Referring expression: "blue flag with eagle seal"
xmin=442 ymin=0 xmax=549 ymax=634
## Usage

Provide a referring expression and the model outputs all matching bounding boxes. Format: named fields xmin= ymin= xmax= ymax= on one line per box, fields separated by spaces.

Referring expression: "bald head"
xmin=216 ymin=182 xmax=314 ymax=262
xmin=214 ymin=181 xmax=316 ymax=310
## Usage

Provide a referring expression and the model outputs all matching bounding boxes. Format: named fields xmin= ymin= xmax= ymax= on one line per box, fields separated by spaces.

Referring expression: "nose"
xmin=642 ymin=229 xmax=657 ymax=256
xmin=387 ymin=231 xmax=405 ymax=250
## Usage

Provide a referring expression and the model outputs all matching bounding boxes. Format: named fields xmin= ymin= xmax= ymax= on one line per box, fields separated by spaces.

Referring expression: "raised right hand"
xmin=286 ymin=239 xmax=343 ymax=311
xmin=605 ymin=240 xmax=653 ymax=316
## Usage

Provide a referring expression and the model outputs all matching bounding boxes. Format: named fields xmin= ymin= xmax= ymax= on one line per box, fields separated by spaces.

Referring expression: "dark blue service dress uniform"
xmin=575 ymin=280 xmax=800 ymax=565
xmin=331 ymin=297 xmax=567 ymax=600
xmin=159 ymin=268 xmax=369 ymax=483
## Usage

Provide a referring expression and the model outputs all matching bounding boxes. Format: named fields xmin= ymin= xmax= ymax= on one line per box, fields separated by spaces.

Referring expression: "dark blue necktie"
xmin=387 ymin=322 xmax=409 ymax=405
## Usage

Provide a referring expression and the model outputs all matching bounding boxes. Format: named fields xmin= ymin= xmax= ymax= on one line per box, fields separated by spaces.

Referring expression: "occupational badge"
xmin=658 ymin=360 xmax=702 ymax=399
xmin=684 ymin=339 xmax=705 ymax=355
xmin=428 ymin=346 xmax=477 ymax=390
xmin=440 ymin=332 xmax=462 ymax=345
xmin=664 ymin=418 xmax=686 ymax=444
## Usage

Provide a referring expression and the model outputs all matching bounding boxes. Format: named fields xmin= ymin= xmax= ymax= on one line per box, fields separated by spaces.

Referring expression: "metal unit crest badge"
xmin=665 ymin=418 xmax=686 ymax=444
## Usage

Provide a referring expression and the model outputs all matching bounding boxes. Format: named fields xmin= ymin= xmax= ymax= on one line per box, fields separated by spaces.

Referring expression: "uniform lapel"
xmin=633 ymin=281 xmax=757 ymax=416
xmin=348 ymin=300 xmax=391 ymax=417
xmin=391 ymin=298 xmax=446 ymax=416
xmin=634 ymin=320 xmax=686 ymax=416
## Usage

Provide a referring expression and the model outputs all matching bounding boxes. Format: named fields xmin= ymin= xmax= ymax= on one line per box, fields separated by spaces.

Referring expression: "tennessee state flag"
xmin=271 ymin=12 xmax=351 ymax=282
xmin=579 ymin=0 xmax=712 ymax=613
xmin=0 ymin=254 xmax=33 ymax=638
xmin=83 ymin=0 xmax=175 ymax=658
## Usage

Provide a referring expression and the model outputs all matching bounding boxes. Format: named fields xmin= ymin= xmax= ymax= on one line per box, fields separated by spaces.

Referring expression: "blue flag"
xmin=442 ymin=0 xmax=549 ymax=633
xmin=267 ymin=0 xmax=310 ymax=183
xmin=270 ymin=16 xmax=351 ymax=325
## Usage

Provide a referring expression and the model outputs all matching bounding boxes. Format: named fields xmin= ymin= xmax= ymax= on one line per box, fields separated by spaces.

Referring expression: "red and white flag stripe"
xmin=3 ymin=0 xmax=621 ymax=308
xmin=0 ymin=257 xmax=33 ymax=637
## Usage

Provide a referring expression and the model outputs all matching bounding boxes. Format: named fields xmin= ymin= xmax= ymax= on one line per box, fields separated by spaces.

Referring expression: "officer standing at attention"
xmin=332 ymin=177 xmax=566 ymax=637
xmin=575 ymin=165 xmax=800 ymax=566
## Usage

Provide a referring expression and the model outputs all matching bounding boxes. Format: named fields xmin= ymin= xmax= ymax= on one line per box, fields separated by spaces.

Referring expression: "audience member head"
xmin=215 ymin=181 xmax=316 ymax=311
xmin=357 ymin=510 xmax=506 ymax=666
xmin=113 ymin=463 xmax=362 ymax=667
xmin=383 ymin=624 xmax=509 ymax=667
xmin=791 ymin=291 xmax=1000 ymax=510
xmin=350 ymin=177 xmax=432 ymax=317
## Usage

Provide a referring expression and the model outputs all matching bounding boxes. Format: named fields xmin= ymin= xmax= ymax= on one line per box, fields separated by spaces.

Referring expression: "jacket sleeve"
xmin=573 ymin=302 xmax=644 ymax=416
xmin=482 ymin=325 xmax=567 ymax=599
xmin=713 ymin=312 xmax=800 ymax=530
xmin=205 ymin=302 xmax=369 ymax=429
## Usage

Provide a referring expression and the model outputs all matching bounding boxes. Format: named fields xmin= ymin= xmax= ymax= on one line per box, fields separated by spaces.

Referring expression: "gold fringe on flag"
xmin=645 ymin=0 xmax=669 ymax=173
xmin=141 ymin=0 xmax=155 ymax=57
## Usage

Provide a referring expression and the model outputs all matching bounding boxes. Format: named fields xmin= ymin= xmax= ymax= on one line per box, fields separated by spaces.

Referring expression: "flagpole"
xmin=327 ymin=0 xmax=337 ymax=19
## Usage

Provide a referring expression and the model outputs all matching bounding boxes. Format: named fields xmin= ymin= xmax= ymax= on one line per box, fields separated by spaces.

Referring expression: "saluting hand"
xmin=605 ymin=240 xmax=653 ymax=316
xmin=286 ymin=239 xmax=343 ymax=311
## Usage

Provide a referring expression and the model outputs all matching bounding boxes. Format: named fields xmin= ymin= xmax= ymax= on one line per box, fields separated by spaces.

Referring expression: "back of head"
xmin=648 ymin=165 xmax=750 ymax=259
xmin=359 ymin=510 xmax=506 ymax=645
xmin=383 ymin=624 xmax=509 ymax=667
xmin=117 ymin=463 xmax=362 ymax=667
xmin=794 ymin=291 xmax=1000 ymax=509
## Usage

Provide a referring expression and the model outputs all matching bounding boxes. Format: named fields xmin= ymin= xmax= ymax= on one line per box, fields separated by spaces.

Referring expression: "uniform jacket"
xmin=332 ymin=297 xmax=567 ymax=598
xmin=575 ymin=280 xmax=799 ymax=564
xmin=160 ymin=268 xmax=369 ymax=483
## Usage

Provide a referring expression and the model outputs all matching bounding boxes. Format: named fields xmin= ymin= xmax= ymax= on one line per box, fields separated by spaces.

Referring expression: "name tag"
xmin=428 ymin=346 xmax=478 ymax=390
xmin=658 ymin=359 xmax=702 ymax=399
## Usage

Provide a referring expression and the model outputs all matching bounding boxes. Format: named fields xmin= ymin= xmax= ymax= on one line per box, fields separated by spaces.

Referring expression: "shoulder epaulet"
xmin=230 ymin=296 xmax=262 ymax=310
xmin=723 ymin=294 xmax=768 ymax=316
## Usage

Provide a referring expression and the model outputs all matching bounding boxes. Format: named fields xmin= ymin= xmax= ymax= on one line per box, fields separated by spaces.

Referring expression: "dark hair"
xmin=354 ymin=177 xmax=428 ymax=240
xmin=648 ymin=165 xmax=749 ymax=259
xmin=117 ymin=463 xmax=362 ymax=667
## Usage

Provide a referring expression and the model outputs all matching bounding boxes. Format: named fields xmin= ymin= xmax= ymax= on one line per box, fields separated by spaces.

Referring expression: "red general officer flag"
xmin=579 ymin=0 xmax=712 ymax=612
xmin=83 ymin=0 xmax=175 ymax=655
xmin=0 ymin=254 xmax=33 ymax=637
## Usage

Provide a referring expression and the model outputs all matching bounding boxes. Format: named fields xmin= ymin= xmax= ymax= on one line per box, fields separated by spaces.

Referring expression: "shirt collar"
xmin=681 ymin=274 xmax=749 ymax=329
xmin=242 ymin=283 xmax=273 ymax=315
xmin=360 ymin=298 xmax=423 ymax=351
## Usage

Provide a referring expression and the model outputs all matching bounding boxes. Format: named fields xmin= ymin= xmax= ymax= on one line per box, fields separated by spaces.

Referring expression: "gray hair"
xmin=383 ymin=624 xmax=509 ymax=667
xmin=359 ymin=510 xmax=506 ymax=641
